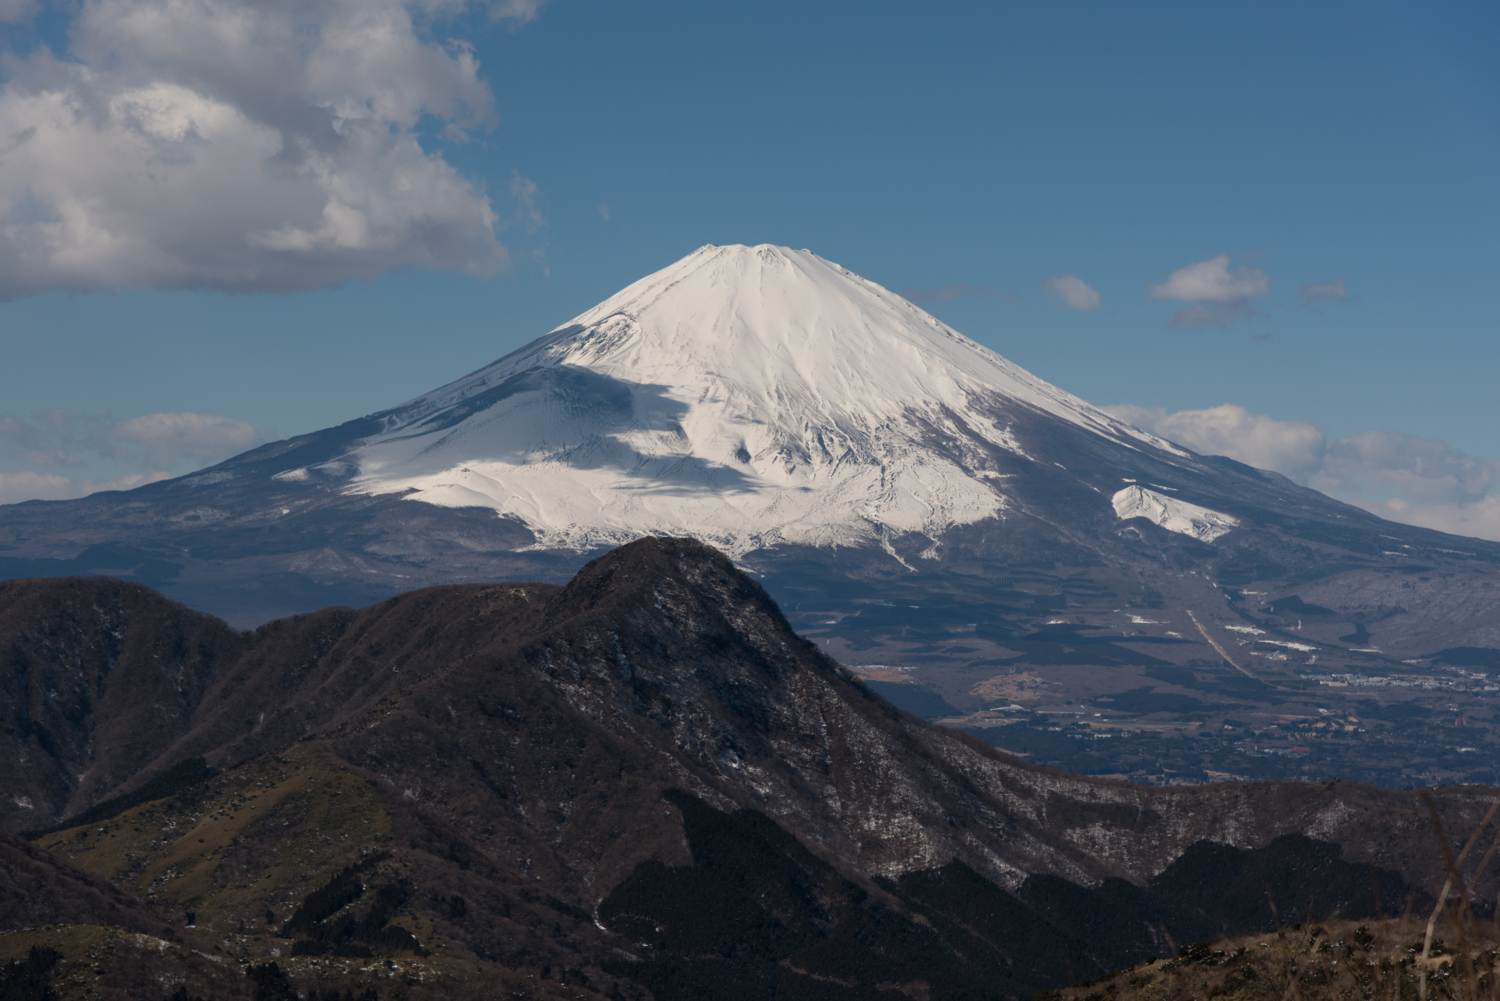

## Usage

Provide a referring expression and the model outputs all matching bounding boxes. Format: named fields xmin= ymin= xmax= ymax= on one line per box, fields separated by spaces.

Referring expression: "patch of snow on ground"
xmin=1111 ymin=485 xmax=1239 ymax=544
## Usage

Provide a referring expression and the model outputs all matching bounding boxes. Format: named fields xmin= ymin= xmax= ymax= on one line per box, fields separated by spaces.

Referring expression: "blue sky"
xmin=1 ymin=0 xmax=1497 ymax=535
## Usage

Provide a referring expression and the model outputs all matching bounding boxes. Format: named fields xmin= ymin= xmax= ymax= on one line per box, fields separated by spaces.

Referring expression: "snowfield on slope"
xmin=1112 ymin=485 xmax=1240 ymax=544
xmin=346 ymin=244 xmax=1188 ymax=555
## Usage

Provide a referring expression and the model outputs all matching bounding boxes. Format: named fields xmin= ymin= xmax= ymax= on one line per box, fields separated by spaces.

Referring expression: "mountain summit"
xmin=344 ymin=244 xmax=1176 ymax=554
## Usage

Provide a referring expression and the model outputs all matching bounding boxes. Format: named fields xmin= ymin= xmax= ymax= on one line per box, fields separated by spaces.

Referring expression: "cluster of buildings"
xmin=1298 ymin=671 xmax=1498 ymax=691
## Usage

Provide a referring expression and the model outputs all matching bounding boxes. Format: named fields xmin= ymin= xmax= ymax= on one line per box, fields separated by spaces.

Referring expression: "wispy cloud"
xmin=490 ymin=0 xmax=551 ymax=27
xmin=1149 ymin=255 xmax=1270 ymax=327
xmin=1300 ymin=278 xmax=1348 ymax=304
xmin=510 ymin=172 xmax=547 ymax=235
xmin=0 ymin=470 xmax=172 ymax=505
xmin=1043 ymin=273 xmax=1102 ymax=311
xmin=597 ymin=202 xmax=611 ymax=222
xmin=1167 ymin=302 xmax=1258 ymax=328
xmin=900 ymin=283 xmax=1014 ymax=306
xmin=1105 ymin=402 xmax=1500 ymax=541
xmin=0 ymin=0 xmax=547 ymax=299
xmin=0 ymin=409 xmax=264 ymax=504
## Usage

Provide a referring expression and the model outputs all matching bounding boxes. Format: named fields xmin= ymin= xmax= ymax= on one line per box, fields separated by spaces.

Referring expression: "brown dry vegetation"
xmin=0 ymin=923 xmax=606 ymax=1001
xmin=1053 ymin=917 xmax=1500 ymax=1001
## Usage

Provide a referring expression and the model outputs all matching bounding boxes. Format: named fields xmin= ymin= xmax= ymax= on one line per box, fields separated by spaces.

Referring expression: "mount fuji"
xmin=4 ymin=244 xmax=1500 ymax=772
xmin=342 ymin=244 xmax=1184 ymax=555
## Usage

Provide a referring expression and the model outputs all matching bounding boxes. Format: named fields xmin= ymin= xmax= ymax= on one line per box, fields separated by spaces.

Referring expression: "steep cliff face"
xmin=0 ymin=540 xmax=1490 ymax=999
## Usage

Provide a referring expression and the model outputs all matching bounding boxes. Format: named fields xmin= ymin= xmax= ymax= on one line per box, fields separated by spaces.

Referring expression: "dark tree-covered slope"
xmin=0 ymin=539 xmax=1490 ymax=999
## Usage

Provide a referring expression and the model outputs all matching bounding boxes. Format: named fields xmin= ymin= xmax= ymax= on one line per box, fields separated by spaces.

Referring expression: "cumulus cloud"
xmin=0 ymin=0 xmax=544 ymax=299
xmin=1105 ymin=404 xmax=1325 ymax=482
xmin=1373 ymin=496 xmax=1500 ymax=543
xmin=1043 ymin=273 xmax=1102 ymax=311
xmin=1151 ymin=255 xmax=1269 ymax=303
xmin=1321 ymin=430 xmax=1494 ymax=507
xmin=0 ymin=409 xmax=263 ymax=471
xmin=1300 ymin=278 xmax=1348 ymax=304
xmin=1149 ymin=254 xmax=1270 ymax=328
xmin=900 ymin=283 xmax=1013 ymax=306
xmin=1105 ymin=402 xmax=1500 ymax=542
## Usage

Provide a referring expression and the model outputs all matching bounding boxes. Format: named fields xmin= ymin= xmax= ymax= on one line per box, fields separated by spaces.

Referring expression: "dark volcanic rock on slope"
xmin=0 ymin=539 xmax=1493 ymax=999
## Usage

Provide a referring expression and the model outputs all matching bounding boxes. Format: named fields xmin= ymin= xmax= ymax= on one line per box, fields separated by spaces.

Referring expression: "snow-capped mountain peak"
xmin=346 ymin=244 xmax=1183 ymax=554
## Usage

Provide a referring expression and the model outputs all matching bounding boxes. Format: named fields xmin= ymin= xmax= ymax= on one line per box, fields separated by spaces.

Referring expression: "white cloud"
xmin=0 ymin=470 xmax=71 ymax=504
xmin=0 ymin=0 xmax=36 ymax=22
xmin=0 ymin=409 xmax=264 ymax=470
xmin=1149 ymin=254 xmax=1269 ymax=328
xmin=1106 ymin=402 xmax=1500 ymax=542
xmin=0 ymin=0 xmax=544 ymax=299
xmin=1320 ymin=430 xmax=1494 ymax=506
xmin=1300 ymin=278 xmax=1347 ymax=304
xmin=1105 ymin=404 xmax=1325 ymax=481
xmin=1043 ymin=273 xmax=1102 ymax=311
xmin=1150 ymin=255 xmax=1269 ymax=303
xmin=0 ymin=470 xmax=171 ymax=504
xmin=1370 ymin=496 xmax=1500 ymax=542
xmin=110 ymin=411 xmax=263 ymax=466
xmin=597 ymin=202 xmax=611 ymax=222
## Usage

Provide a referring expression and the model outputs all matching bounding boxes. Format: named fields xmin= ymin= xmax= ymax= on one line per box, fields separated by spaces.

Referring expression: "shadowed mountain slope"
xmin=0 ymin=539 xmax=1494 ymax=998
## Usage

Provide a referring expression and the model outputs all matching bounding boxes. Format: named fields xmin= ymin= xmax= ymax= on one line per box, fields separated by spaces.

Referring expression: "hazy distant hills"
xmin=3 ymin=245 xmax=1500 ymax=787
xmin=0 ymin=539 xmax=1485 ymax=999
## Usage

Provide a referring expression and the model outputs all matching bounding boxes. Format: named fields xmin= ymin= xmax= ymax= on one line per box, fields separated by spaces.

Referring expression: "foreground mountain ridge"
xmin=0 ymin=539 xmax=1493 ymax=998
xmin=0 ymin=538 xmax=1472 ymax=886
